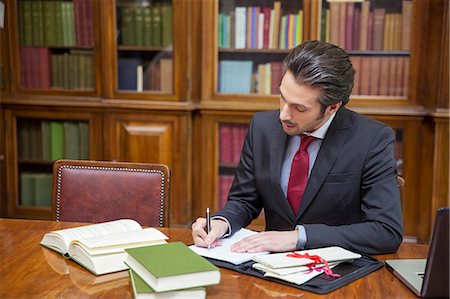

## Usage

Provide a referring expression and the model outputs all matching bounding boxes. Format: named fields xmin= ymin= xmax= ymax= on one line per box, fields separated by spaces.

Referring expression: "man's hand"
xmin=231 ymin=230 xmax=298 ymax=253
xmin=191 ymin=218 xmax=229 ymax=248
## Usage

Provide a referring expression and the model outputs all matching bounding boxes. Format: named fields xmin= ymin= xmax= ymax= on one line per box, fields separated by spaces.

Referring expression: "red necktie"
xmin=287 ymin=135 xmax=315 ymax=214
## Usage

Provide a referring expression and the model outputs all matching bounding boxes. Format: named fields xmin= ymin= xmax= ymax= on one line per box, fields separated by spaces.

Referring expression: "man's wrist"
xmin=296 ymin=225 xmax=307 ymax=249
xmin=211 ymin=216 xmax=232 ymax=238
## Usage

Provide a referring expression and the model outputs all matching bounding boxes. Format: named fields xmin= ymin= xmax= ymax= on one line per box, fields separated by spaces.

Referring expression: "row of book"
xmin=218 ymin=3 xmax=303 ymax=50
xmin=218 ymin=1 xmax=412 ymax=52
xmin=119 ymin=3 xmax=172 ymax=47
xmin=352 ymin=56 xmax=409 ymax=97
xmin=325 ymin=1 xmax=412 ymax=51
xmin=219 ymin=56 xmax=409 ymax=96
xmin=118 ymin=57 xmax=173 ymax=92
xmin=18 ymin=120 xmax=89 ymax=162
xmin=219 ymin=124 xmax=248 ymax=164
xmin=18 ymin=0 xmax=94 ymax=47
xmin=20 ymin=47 xmax=94 ymax=90
xmin=20 ymin=172 xmax=52 ymax=207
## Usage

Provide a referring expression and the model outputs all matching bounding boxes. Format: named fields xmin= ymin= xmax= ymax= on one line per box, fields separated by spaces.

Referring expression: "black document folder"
xmin=207 ymin=254 xmax=383 ymax=294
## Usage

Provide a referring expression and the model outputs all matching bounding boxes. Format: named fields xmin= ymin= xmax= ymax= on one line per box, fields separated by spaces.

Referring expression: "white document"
xmin=263 ymin=263 xmax=340 ymax=285
xmin=189 ymin=228 xmax=269 ymax=265
xmin=252 ymin=261 xmax=340 ymax=276
xmin=253 ymin=246 xmax=361 ymax=269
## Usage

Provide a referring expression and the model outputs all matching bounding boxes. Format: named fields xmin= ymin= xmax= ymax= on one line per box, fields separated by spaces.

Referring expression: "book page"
xmin=40 ymin=219 xmax=142 ymax=254
xmin=71 ymin=228 xmax=168 ymax=255
xmin=253 ymin=261 xmax=340 ymax=276
xmin=253 ymin=246 xmax=361 ymax=269
xmin=189 ymin=228 xmax=269 ymax=265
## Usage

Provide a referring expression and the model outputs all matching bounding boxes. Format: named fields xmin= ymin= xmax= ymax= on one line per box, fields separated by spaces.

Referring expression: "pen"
xmin=206 ymin=207 xmax=211 ymax=249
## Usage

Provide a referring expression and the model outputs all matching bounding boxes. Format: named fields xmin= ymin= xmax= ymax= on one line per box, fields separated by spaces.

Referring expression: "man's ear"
xmin=326 ymin=102 xmax=342 ymax=115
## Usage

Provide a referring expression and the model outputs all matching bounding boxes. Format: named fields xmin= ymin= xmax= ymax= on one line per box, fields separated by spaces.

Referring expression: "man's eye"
xmin=295 ymin=106 xmax=306 ymax=112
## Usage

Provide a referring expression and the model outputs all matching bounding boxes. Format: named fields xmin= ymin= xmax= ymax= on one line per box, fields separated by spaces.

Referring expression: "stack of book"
xmin=251 ymin=246 xmax=361 ymax=285
xmin=125 ymin=242 xmax=221 ymax=299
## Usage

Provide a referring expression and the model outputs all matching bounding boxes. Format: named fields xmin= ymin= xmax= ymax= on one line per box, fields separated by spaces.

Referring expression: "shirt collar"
xmin=304 ymin=112 xmax=337 ymax=140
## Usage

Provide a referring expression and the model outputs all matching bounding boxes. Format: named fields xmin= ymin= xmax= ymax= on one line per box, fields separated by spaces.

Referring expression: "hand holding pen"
xmin=191 ymin=207 xmax=229 ymax=249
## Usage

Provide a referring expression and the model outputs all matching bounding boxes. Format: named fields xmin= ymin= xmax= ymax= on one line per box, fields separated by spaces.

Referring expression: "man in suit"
xmin=192 ymin=40 xmax=403 ymax=255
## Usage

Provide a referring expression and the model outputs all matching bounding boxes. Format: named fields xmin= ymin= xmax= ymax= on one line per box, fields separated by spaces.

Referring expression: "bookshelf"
xmin=195 ymin=0 xmax=449 ymax=242
xmin=5 ymin=108 xmax=103 ymax=219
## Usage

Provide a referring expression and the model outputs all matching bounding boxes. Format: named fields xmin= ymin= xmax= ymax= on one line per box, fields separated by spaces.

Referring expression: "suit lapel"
xmin=296 ymin=107 xmax=353 ymax=219
xmin=269 ymin=120 xmax=296 ymax=222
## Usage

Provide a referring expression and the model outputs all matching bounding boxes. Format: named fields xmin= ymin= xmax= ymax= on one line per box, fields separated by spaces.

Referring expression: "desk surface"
xmin=0 ymin=219 xmax=427 ymax=298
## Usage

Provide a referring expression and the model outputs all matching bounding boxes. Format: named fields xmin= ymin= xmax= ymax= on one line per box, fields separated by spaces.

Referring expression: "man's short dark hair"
xmin=283 ymin=40 xmax=355 ymax=106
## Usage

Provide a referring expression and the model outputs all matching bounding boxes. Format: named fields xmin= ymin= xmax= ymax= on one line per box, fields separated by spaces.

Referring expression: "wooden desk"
xmin=0 ymin=219 xmax=427 ymax=298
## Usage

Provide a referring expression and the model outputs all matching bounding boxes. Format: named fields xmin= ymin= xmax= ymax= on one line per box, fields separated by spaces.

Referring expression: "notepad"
xmin=188 ymin=228 xmax=269 ymax=265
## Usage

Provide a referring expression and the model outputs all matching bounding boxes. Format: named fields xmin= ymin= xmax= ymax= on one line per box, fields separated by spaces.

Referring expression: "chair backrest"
xmin=52 ymin=160 xmax=170 ymax=227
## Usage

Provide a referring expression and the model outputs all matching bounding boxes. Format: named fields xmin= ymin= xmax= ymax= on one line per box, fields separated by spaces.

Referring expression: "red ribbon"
xmin=286 ymin=252 xmax=341 ymax=278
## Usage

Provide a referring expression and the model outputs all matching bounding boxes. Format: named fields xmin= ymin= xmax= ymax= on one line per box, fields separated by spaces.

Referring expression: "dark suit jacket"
xmin=216 ymin=107 xmax=403 ymax=254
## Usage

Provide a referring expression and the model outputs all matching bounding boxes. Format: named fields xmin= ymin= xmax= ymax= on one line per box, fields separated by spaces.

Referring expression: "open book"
xmin=40 ymin=219 xmax=168 ymax=275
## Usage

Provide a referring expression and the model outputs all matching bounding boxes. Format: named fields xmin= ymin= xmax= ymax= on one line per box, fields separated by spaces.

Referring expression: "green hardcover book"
xmin=63 ymin=121 xmax=80 ymax=159
xmin=142 ymin=7 xmax=152 ymax=46
xmin=54 ymin=1 xmax=64 ymax=46
xmin=129 ymin=270 xmax=206 ymax=299
xmin=125 ymin=242 xmax=220 ymax=292
xmin=20 ymin=173 xmax=35 ymax=206
xmin=31 ymin=0 xmax=44 ymax=46
xmin=161 ymin=4 xmax=172 ymax=47
xmin=18 ymin=1 xmax=26 ymax=45
xmin=43 ymin=0 xmax=56 ymax=46
xmin=134 ymin=7 xmax=144 ymax=46
xmin=18 ymin=119 xmax=30 ymax=160
xmin=151 ymin=4 xmax=161 ymax=46
xmin=67 ymin=1 xmax=76 ymax=46
xmin=61 ymin=2 xmax=70 ymax=46
xmin=29 ymin=120 xmax=43 ymax=161
xmin=121 ymin=6 xmax=135 ymax=45
xmin=50 ymin=121 xmax=64 ymax=160
xmin=41 ymin=121 xmax=51 ymax=161
xmin=62 ymin=53 xmax=70 ymax=89
xmin=78 ymin=122 xmax=89 ymax=159
xmin=22 ymin=1 xmax=33 ymax=46
xmin=34 ymin=173 xmax=53 ymax=207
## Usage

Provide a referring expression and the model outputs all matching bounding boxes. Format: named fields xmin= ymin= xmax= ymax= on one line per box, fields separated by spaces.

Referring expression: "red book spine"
xmin=85 ymin=0 xmax=94 ymax=47
xmin=262 ymin=7 xmax=271 ymax=49
xmin=73 ymin=0 xmax=82 ymax=46
xmin=345 ymin=3 xmax=354 ymax=50
xmin=39 ymin=48 xmax=51 ymax=89
xmin=219 ymin=125 xmax=233 ymax=164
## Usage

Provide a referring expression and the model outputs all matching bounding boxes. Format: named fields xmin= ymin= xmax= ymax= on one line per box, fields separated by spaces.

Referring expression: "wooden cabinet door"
xmin=104 ymin=112 xmax=192 ymax=226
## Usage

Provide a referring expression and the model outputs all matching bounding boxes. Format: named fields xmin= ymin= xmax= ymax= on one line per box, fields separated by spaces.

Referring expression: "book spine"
xmin=50 ymin=121 xmax=64 ymax=160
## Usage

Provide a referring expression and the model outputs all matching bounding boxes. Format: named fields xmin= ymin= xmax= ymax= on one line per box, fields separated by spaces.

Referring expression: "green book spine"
xmin=62 ymin=53 xmax=69 ymax=89
xmin=63 ymin=121 xmax=80 ymax=159
xmin=31 ymin=0 xmax=44 ymax=46
xmin=43 ymin=0 xmax=56 ymax=46
xmin=18 ymin=1 xmax=25 ymax=45
xmin=54 ymin=1 xmax=64 ymax=46
xmin=67 ymin=2 xmax=76 ymax=46
xmin=134 ymin=7 xmax=144 ymax=46
xmin=121 ymin=6 xmax=134 ymax=45
xmin=20 ymin=173 xmax=35 ymax=206
xmin=67 ymin=52 xmax=75 ymax=89
xmin=22 ymin=1 xmax=33 ymax=46
xmin=61 ymin=2 xmax=70 ymax=46
xmin=41 ymin=121 xmax=51 ymax=161
xmin=50 ymin=54 xmax=59 ymax=88
xmin=18 ymin=119 xmax=30 ymax=160
xmin=50 ymin=121 xmax=64 ymax=160
xmin=29 ymin=120 xmax=43 ymax=161
xmin=86 ymin=52 xmax=94 ymax=89
xmin=34 ymin=173 xmax=53 ymax=207
xmin=161 ymin=4 xmax=172 ymax=47
xmin=143 ymin=7 xmax=152 ymax=46
xmin=151 ymin=4 xmax=161 ymax=46
xmin=78 ymin=122 xmax=89 ymax=159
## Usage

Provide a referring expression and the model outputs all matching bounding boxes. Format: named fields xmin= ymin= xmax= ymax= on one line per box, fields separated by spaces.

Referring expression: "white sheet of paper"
xmin=189 ymin=228 xmax=269 ymax=265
